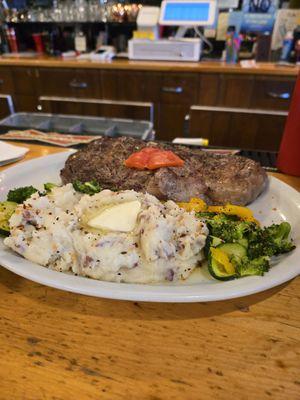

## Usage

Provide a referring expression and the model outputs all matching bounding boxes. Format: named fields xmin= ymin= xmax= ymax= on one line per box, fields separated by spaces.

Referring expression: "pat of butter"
xmin=87 ymin=200 xmax=141 ymax=232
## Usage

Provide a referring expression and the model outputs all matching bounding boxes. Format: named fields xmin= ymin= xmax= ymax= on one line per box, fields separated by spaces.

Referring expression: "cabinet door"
xmin=12 ymin=67 xmax=38 ymax=96
xmin=0 ymin=95 xmax=14 ymax=118
xmin=14 ymin=95 xmax=38 ymax=112
xmin=250 ymin=76 xmax=296 ymax=110
xmin=101 ymin=70 xmax=161 ymax=102
xmin=158 ymin=104 xmax=189 ymax=141
xmin=39 ymin=68 xmax=100 ymax=98
xmin=197 ymin=73 xmax=220 ymax=105
xmin=189 ymin=106 xmax=287 ymax=151
xmin=0 ymin=68 xmax=14 ymax=93
xmin=218 ymin=75 xmax=254 ymax=108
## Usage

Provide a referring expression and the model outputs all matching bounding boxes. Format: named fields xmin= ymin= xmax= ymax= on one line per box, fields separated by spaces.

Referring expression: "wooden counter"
xmin=0 ymin=58 xmax=298 ymax=147
xmin=0 ymin=56 xmax=299 ymax=75
xmin=0 ymin=143 xmax=300 ymax=400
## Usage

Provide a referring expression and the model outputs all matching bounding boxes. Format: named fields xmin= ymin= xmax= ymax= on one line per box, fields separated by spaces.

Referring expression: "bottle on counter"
xmin=280 ymin=31 xmax=294 ymax=62
xmin=75 ymin=27 xmax=87 ymax=53
xmin=32 ymin=33 xmax=45 ymax=54
xmin=255 ymin=32 xmax=271 ymax=62
xmin=225 ymin=26 xmax=241 ymax=64
xmin=0 ymin=24 xmax=9 ymax=54
xmin=6 ymin=27 xmax=18 ymax=53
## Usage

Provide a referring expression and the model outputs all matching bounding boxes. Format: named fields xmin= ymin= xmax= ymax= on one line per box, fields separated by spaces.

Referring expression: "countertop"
xmin=0 ymin=56 xmax=299 ymax=75
xmin=0 ymin=142 xmax=300 ymax=400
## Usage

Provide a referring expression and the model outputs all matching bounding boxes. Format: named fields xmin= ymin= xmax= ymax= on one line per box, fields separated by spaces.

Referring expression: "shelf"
xmin=6 ymin=21 xmax=137 ymax=27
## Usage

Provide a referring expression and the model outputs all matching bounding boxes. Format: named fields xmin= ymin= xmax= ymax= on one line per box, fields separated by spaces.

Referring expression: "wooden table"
xmin=0 ymin=143 xmax=299 ymax=400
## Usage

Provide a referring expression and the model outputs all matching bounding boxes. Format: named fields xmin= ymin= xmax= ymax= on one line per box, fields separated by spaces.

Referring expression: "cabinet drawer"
xmin=189 ymin=105 xmax=287 ymax=151
xmin=250 ymin=76 xmax=296 ymax=110
xmin=0 ymin=95 xmax=14 ymax=118
xmin=0 ymin=68 xmax=14 ymax=93
xmin=39 ymin=96 xmax=154 ymax=122
xmin=160 ymin=74 xmax=198 ymax=104
xmin=39 ymin=68 xmax=99 ymax=98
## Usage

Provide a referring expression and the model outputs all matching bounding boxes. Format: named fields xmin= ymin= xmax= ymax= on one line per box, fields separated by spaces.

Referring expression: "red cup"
xmin=277 ymin=72 xmax=300 ymax=176
xmin=6 ymin=28 xmax=18 ymax=53
xmin=32 ymin=33 xmax=45 ymax=54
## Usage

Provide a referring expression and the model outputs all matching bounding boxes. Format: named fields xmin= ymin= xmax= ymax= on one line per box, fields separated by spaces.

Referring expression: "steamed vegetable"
xmin=234 ymin=256 xmax=270 ymax=277
xmin=208 ymin=247 xmax=236 ymax=280
xmin=0 ymin=201 xmax=17 ymax=236
xmin=178 ymin=198 xmax=258 ymax=223
xmin=7 ymin=186 xmax=38 ymax=203
xmin=197 ymin=210 xmax=295 ymax=281
xmin=247 ymin=222 xmax=295 ymax=259
xmin=44 ymin=182 xmax=58 ymax=193
xmin=72 ymin=180 xmax=102 ymax=195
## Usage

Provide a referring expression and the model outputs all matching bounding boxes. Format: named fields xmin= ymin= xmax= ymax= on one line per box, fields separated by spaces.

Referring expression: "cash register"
xmin=128 ymin=0 xmax=217 ymax=62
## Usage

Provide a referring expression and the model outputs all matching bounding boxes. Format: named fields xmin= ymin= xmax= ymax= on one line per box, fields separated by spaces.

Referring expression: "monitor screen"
xmin=164 ymin=2 xmax=210 ymax=22
xmin=160 ymin=0 xmax=216 ymax=26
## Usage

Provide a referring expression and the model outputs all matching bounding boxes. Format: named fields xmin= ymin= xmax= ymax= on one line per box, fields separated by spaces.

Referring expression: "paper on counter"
xmin=0 ymin=140 xmax=29 ymax=164
xmin=1 ymin=130 xmax=102 ymax=147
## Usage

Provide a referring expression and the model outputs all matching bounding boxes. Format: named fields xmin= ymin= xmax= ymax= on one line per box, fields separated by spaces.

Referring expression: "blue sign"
xmin=241 ymin=12 xmax=275 ymax=32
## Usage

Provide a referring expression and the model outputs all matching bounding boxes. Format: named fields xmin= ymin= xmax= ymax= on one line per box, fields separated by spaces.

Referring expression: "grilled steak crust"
xmin=60 ymin=137 xmax=267 ymax=205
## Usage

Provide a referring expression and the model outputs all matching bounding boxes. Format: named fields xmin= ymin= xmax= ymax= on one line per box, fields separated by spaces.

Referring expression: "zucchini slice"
xmin=0 ymin=201 xmax=17 ymax=236
xmin=208 ymin=248 xmax=236 ymax=281
xmin=204 ymin=235 xmax=223 ymax=257
xmin=217 ymin=243 xmax=247 ymax=259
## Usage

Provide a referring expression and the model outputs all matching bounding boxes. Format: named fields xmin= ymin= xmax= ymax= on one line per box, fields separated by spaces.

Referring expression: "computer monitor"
xmin=159 ymin=0 xmax=217 ymax=26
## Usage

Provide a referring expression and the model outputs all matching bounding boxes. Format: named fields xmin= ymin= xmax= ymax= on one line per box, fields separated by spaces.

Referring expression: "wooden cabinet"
xmin=101 ymin=70 xmax=161 ymax=102
xmin=11 ymin=68 xmax=39 ymax=112
xmin=0 ymin=95 xmax=14 ymax=119
xmin=158 ymin=104 xmax=190 ymax=141
xmin=218 ymin=75 xmax=254 ymax=108
xmin=192 ymin=73 xmax=296 ymax=150
xmin=1 ymin=63 xmax=295 ymax=149
xmin=189 ymin=106 xmax=288 ymax=151
xmin=12 ymin=67 xmax=38 ymax=96
xmin=197 ymin=73 xmax=219 ymax=106
xmin=0 ymin=67 xmax=14 ymax=94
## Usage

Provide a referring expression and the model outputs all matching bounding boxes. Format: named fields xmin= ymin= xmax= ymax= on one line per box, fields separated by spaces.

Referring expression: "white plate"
xmin=0 ymin=152 xmax=299 ymax=302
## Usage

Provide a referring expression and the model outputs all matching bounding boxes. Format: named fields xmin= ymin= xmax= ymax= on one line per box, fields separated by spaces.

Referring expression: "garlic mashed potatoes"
xmin=4 ymin=184 xmax=208 ymax=283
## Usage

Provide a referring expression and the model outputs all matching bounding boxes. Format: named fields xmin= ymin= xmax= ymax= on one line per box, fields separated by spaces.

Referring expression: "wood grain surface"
xmin=0 ymin=143 xmax=299 ymax=400
xmin=0 ymin=56 xmax=299 ymax=75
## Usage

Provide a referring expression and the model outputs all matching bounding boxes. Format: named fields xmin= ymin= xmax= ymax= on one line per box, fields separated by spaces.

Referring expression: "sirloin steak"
xmin=60 ymin=137 xmax=267 ymax=205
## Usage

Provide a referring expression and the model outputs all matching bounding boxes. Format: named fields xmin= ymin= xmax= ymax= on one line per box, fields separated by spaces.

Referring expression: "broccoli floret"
xmin=248 ymin=222 xmax=295 ymax=259
xmin=44 ymin=182 xmax=58 ymax=193
xmin=206 ymin=214 xmax=252 ymax=245
xmin=265 ymin=222 xmax=295 ymax=254
xmin=72 ymin=180 xmax=102 ymax=195
xmin=7 ymin=186 xmax=38 ymax=204
xmin=234 ymin=255 xmax=270 ymax=277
